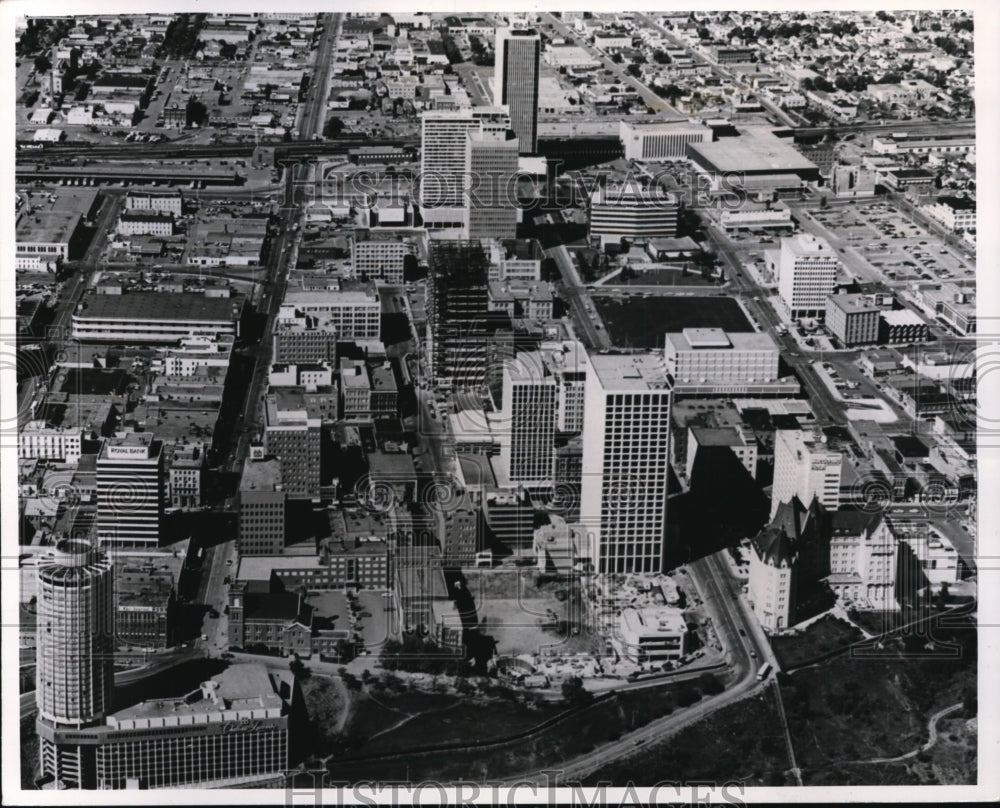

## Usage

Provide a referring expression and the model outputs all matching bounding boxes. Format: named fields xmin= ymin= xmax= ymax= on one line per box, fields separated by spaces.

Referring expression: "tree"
xmin=540 ymin=257 xmax=560 ymax=282
xmin=33 ymin=55 xmax=52 ymax=74
xmin=185 ymin=98 xmax=208 ymax=127
xmin=289 ymin=656 xmax=310 ymax=679
xmin=340 ymin=670 xmax=362 ymax=691
xmin=610 ymin=52 xmax=623 ymax=64
xmin=676 ymin=683 xmax=701 ymax=707
xmin=698 ymin=672 xmax=724 ymax=695
xmin=625 ymin=62 xmax=641 ymax=78
xmin=561 ymin=675 xmax=593 ymax=707
xmin=962 ymin=684 xmax=977 ymax=717
xmin=938 ymin=581 xmax=951 ymax=606
xmin=335 ymin=638 xmax=357 ymax=664
xmin=323 ymin=116 xmax=344 ymax=138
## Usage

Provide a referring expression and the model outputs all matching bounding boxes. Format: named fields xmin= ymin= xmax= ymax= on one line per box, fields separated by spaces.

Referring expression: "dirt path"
xmin=840 ymin=702 xmax=964 ymax=766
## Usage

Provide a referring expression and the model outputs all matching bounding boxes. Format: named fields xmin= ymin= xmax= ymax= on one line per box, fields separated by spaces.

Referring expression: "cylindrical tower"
xmin=36 ymin=539 xmax=115 ymax=728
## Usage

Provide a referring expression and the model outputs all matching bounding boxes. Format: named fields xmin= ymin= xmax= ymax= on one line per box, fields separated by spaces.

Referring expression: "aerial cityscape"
xmin=10 ymin=7 xmax=981 ymax=798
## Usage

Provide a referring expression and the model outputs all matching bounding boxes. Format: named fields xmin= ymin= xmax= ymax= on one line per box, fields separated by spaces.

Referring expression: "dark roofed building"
xmin=228 ymin=587 xmax=314 ymax=657
xmin=748 ymin=496 xmax=832 ymax=632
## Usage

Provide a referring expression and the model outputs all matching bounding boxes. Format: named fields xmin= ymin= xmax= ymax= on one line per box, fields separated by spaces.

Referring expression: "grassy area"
xmin=570 ymin=616 xmax=978 ymax=789
xmin=582 ymin=691 xmax=792 ymax=787
xmin=595 ymin=296 xmax=753 ymax=349
xmin=323 ymin=678 xmax=720 ymax=782
xmin=770 ymin=615 xmax=863 ymax=669
xmin=300 ymin=675 xmax=349 ymax=746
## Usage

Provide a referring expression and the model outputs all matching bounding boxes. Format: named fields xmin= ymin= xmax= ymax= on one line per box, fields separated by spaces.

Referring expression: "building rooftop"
xmin=244 ymin=591 xmax=307 ymax=622
xmin=16 ymin=210 xmax=82 ymax=244
xmin=108 ymin=664 xmax=287 ymax=727
xmin=99 ymin=431 xmax=160 ymax=459
xmin=116 ymin=565 xmax=174 ymax=607
xmin=370 ymin=363 xmax=397 ymax=391
xmin=687 ymin=128 xmax=819 ymax=174
xmin=589 ymin=352 xmax=671 ymax=391
xmin=881 ymin=309 xmax=925 ymax=326
xmin=827 ymin=293 xmax=882 ymax=314
xmin=690 ymin=426 xmax=748 ymax=447
xmin=664 ymin=327 xmax=779 ymax=353
xmin=340 ymin=359 xmax=369 ymax=389
xmin=619 ymin=605 xmax=687 ymax=635
xmin=781 ymin=232 xmax=834 ymax=257
xmin=935 ymin=195 xmax=976 ymax=211
xmin=74 ymin=291 xmax=242 ymax=323
xmin=240 ymin=456 xmax=283 ymax=493
xmin=368 ymin=448 xmax=416 ymax=480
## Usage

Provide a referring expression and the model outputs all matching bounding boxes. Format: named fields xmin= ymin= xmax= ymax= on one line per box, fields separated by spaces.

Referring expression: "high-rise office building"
xmin=36 ymin=539 xmax=115 ymax=787
xmin=238 ymin=456 xmax=286 ymax=556
xmin=263 ymin=389 xmax=322 ymax=499
xmin=497 ymin=350 xmax=557 ymax=490
xmin=96 ymin=432 xmax=164 ymax=548
xmin=493 ymin=27 xmax=540 ymax=155
xmin=465 ymin=128 xmax=519 ymax=239
xmin=419 ymin=108 xmax=509 ymax=231
xmin=580 ymin=353 xmax=673 ymax=574
xmin=776 ymin=233 xmax=839 ymax=319
xmin=771 ymin=428 xmax=843 ymax=520
xmin=427 ymin=240 xmax=512 ymax=389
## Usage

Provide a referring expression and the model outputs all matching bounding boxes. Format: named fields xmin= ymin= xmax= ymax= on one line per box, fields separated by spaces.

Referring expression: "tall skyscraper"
xmin=36 ymin=539 xmax=115 ymax=788
xmin=493 ymin=27 xmax=541 ymax=154
xmin=96 ymin=432 xmax=164 ymax=548
xmin=419 ymin=108 xmax=510 ymax=231
xmin=580 ymin=353 xmax=673 ymax=574
xmin=776 ymin=233 xmax=839 ymax=319
xmin=497 ymin=350 xmax=557 ymax=490
xmin=771 ymin=428 xmax=843 ymax=519
xmin=465 ymin=128 xmax=519 ymax=239
xmin=427 ymin=239 xmax=512 ymax=389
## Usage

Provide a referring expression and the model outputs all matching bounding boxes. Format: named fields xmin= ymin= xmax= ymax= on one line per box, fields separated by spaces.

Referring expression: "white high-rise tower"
xmin=580 ymin=352 xmax=673 ymax=574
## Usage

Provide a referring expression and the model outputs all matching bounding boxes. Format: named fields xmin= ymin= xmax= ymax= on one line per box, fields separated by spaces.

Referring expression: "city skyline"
xmin=3 ymin=6 xmax=990 ymax=804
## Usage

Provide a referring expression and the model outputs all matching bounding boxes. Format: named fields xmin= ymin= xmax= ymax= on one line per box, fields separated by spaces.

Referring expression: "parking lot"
xmin=810 ymin=200 xmax=975 ymax=286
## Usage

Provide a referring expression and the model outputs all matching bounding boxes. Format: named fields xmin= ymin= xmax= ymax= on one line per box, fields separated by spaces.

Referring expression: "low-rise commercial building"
xmin=826 ymin=293 xmax=881 ymax=346
xmin=879 ymin=309 xmax=929 ymax=345
xmin=115 ymin=565 xmax=175 ymax=650
xmin=615 ymin=606 xmax=688 ymax=662
xmin=36 ymin=664 xmax=294 ymax=789
xmin=72 ymin=291 xmax=243 ymax=344
xmin=619 ymin=120 xmax=712 ymax=161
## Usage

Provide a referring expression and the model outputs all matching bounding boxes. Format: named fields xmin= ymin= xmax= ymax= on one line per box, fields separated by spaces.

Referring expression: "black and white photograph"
xmin=1 ymin=2 xmax=995 ymax=804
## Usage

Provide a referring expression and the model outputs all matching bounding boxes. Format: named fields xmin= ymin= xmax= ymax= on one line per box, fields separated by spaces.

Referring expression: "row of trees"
xmin=380 ymin=634 xmax=469 ymax=676
xmin=158 ymin=13 xmax=206 ymax=59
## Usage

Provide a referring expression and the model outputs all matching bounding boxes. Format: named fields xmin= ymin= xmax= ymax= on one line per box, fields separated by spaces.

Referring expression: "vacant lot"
xmin=770 ymin=615 xmax=863 ymax=669
xmin=595 ymin=296 xmax=753 ymax=348
xmin=463 ymin=570 xmax=596 ymax=656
